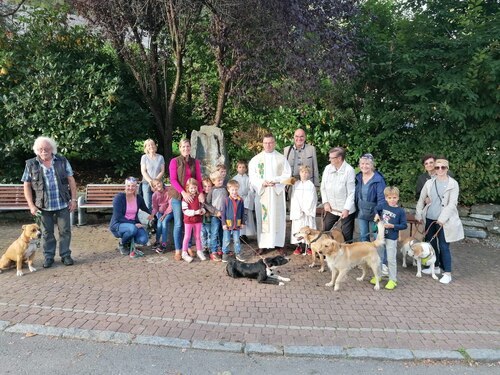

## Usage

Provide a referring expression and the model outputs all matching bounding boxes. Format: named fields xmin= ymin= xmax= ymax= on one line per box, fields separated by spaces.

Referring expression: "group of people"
xmin=21 ymin=133 xmax=464 ymax=286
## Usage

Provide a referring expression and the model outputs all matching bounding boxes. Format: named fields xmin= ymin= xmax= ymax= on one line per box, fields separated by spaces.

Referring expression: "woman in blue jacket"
xmin=355 ymin=154 xmax=386 ymax=242
xmin=110 ymin=177 xmax=151 ymax=257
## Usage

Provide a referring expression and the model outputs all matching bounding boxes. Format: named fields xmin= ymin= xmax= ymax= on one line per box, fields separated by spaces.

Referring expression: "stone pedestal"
xmin=191 ymin=125 xmax=228 ymax=175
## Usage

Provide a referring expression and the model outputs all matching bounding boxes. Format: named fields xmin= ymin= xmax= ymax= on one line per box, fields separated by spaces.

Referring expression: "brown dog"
xmin=0 ymin=224 xmax=41 ymax=276
xmin=294 ymin=227 xmax=344 ymax=273
xmin=400 ymin=237 xmax=438 ymax=279
xmin=315 ymin=221 xmax=385 ymax=291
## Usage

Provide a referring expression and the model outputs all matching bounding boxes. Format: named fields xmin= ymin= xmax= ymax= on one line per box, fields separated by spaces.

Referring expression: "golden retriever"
xmin=314 ymin=221 xmax=385 ymax=291
xmin=293 ymin=227 xmax=344 ymax=273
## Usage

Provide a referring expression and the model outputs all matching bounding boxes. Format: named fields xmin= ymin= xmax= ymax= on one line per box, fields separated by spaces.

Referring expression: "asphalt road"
xmin=0 ymin=331 xmax=497 ymax=375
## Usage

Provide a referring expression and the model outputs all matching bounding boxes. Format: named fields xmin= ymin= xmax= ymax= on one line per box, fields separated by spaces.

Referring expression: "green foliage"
xmin=0 ymin=7 xmax=151 ymax=180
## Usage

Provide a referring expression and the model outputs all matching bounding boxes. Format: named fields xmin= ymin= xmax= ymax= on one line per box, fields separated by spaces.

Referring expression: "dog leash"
xmin=238 ymin=235 xmax=270 ymax=266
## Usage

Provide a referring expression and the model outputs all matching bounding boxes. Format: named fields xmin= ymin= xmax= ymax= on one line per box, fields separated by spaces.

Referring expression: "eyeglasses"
xmin=435 ymin=166 xmax=448 ymax=170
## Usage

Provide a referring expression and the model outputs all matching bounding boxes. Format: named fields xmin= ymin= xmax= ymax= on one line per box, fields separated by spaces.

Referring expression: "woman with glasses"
xmin=109 ymin=177 xmax=151 ymax=258
xmin=416 ymin=159 xmax=464 ymax=284
xmin=354 ymin=153 xmax=386 ymax=243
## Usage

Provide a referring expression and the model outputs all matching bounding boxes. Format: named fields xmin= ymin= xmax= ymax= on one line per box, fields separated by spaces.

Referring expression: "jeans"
xmin=156 ymin=212 xmax=174 ymax=244
xmin=171 ymin=198 xmax=184 ymax=250
xmin=323 ymin=211 xmax=355 ymax=243
xmin=182 ymin=223 xmax=202 ymax=251
xmin=425 ymin=218 xmax=451 ymax=272
xmin=201 ymin=222 xmax=211 ymax=249
xmin=116 ymin=223 xmax=149 ymax=245
xmin=41 ymin=207 xmax=72 ymax=260
xmin=357 ymin=218 xmax=375 ymax=242
xmin=141 ymin=182 xmax=153 ymax=211
xmin=223 ymin=229 xmax=241 ymax=254
xmin=210 ymin=216 xmax=222 ymax=253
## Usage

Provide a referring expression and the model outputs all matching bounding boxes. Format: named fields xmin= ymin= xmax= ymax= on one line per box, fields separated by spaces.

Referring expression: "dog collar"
xmin=309 ymin=232 xmax=324 ymax=244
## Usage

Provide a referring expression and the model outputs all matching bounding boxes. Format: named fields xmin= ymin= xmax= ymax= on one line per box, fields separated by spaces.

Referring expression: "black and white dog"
xmin=226 ymin=255 xmax=291 ymax=285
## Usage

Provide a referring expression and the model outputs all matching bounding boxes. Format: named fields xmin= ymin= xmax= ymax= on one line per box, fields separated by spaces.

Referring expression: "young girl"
xmin=232 ymin=160 xmax=256 ymax=240
xmin=290 ymin=165 xmax=318 ymax=254
xmin=181 ymin=178 xmax=207 ymax=263
xmin=150 ymin=179 xmax=173 ymax=254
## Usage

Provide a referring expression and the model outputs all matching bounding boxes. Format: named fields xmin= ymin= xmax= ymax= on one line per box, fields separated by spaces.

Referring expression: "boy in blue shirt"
xmin=374 ymin=186 xmax=407 ymax=290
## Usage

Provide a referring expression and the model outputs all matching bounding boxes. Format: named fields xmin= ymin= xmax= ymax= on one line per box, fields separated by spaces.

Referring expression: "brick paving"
xmin=0 ymin=221 xmax=499 ymax=355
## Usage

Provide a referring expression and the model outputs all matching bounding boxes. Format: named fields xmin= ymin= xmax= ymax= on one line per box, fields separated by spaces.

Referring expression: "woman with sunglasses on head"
xmin=354 ymin=153 xmax=386 ymax=243
xmin=109 ymin=177 xmax=152 ymax=258
xmin=416 ymin=159 xmax=464 ymax=284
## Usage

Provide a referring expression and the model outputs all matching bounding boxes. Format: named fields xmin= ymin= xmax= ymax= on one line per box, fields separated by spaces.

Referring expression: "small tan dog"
xmin=0 ymin=223 xmax=41 ymax=276
xmin=294 ymin=226 xmax=344 ymax=273
xmin=315 ymin=221 xmax=385 ymax=291
xmin=400 ymin=238 xmax=438 ymax=280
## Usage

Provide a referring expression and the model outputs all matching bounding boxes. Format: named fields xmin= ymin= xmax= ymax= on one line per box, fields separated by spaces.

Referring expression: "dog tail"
xmin=373 ymin=220 xmax=385 ymax=247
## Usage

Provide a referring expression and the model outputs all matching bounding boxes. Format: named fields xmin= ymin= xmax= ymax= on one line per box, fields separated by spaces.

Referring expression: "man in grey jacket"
xmin=283 ymin=128 xmax=320 ymax=187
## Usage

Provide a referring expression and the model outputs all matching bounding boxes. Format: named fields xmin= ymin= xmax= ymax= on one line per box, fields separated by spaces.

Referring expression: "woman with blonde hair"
xmin=140 ymin=139 xmax=165 ymax=210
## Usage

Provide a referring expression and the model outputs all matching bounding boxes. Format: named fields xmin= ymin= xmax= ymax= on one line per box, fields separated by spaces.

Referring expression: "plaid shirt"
xmin=21 ymin=155 xmax=74 ymax=211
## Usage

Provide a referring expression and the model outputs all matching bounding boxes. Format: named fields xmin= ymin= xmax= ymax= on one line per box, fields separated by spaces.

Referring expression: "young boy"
xmin=201 ymin=176 xmax=213 ymax=256
xmin=290 ymin=165 xmax=317 ymax=254
xmin=216 ymin=163 xmax=229 ymax=184
xmin=204 ymin=170 xmax=228 ymax=262
xmin=232 ymin=160 xmax=256 ymax=240
xmin=221 ymin=180 xmax=246 ymax=262
xmin=373 ymin=186 xmax=407 ymax=290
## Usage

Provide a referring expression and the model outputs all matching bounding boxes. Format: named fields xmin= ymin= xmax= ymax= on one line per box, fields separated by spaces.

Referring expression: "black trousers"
xmin=323 ymin=211 xmax=355 ymax=243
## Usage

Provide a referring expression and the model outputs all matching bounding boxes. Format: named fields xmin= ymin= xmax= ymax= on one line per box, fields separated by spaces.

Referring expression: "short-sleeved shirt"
xmin=141 ymin=154 xmax=165 ymax=182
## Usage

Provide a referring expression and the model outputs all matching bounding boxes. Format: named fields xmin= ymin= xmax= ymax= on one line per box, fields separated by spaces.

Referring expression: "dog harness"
xmin=409 ymin=239 xmax=433 ymax=266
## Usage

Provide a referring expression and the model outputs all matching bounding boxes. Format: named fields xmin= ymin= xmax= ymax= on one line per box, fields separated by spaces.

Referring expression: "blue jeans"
xmin=223 ymin=229 xmax=241 ymax=255
xmin=171 ymin=198 xmax=184 ymax=250
xmin=210 ymin=216 xmax=222 ymax=253
xmin=201 ymin=222 xmax=211 ymax=249
xmin=116 ymin=223 xmax=149 ymax=245
xmin=141 ymin=182 xmax=153 ymax=211
xmin=357 ymin=218 xmax=375 ymax=242
xmin=156 ymin=212 xmax=174 ymax=244
xmin=425 ymin=219 xmax=451 ymax=272
xmin=41 ymin=207 xmax=72 ymax=261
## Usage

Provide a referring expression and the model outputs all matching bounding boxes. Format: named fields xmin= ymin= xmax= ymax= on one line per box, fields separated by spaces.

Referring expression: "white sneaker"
xmin=181 ymin=252 xmax=193 ymax=263
xmin=439 ymin=273 xmax=452 ymax=284
xmin=381 ymin=264 xmax=389 ymax=276
xmin=197 ymin=250 xmax=207 ymax=261
xmin=422 ymin=267 xmax=441 ymax=275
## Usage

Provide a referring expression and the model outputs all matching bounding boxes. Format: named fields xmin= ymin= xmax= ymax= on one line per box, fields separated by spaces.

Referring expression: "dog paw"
xmin=281 ymin=277 xmax=291 ymax=282
xmin=333 ymin=285 xmax=340 ymax=291
xmin=356 ymin=276 xmax=364 ymax=281
xmin=318 ymin=268 xmax=324 ymax=273
xmin=29 ymin=266 xmax=37 ymax=272
xmin=279 ymin=282 xmax=285 ymax=286
xmin=416 ymin=273 xmax=422 ymax=278
xmin=432 ymin=275 xmax=438 ymax=280
xmin=402 ymin=264 xmax=407 ymax=268
xmin=325 ymin=282 xmax=334 ymax=287
xmin=374 ymin=285 xmax=380 ymax=290
xmin=16 ymin=270 xmax=24 ymax=276
xmin=308 ymin=264 xmax=315 ymax=268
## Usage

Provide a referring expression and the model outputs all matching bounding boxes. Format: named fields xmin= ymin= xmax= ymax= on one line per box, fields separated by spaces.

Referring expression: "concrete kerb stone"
xmin=412 ymin=349 xmax=464 ymax=361
xmin=0 ymin=320 xmax=11 ymax=330
xmin=134 ymin=335 xmax=191 ymax=349
xmin=191 ymin=340 xmax=243 ymax=353
xmin=284 ymin=345 xmax=345 ymax=358
xmin=346 ymin=348 xmax=414 ymax=361
xmin=466 ymin=349 xmax=500 ymax=362
xmin=245 ymin=343 xmax=283 ymax=355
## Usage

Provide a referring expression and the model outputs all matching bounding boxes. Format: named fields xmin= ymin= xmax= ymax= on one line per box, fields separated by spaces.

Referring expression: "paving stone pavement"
xmin=0 ymin=221 xmax=499 ymax=362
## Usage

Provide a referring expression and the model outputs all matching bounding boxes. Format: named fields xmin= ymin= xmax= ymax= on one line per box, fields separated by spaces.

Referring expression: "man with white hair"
xmin=22 ymin=136 xmax=77 ymax=268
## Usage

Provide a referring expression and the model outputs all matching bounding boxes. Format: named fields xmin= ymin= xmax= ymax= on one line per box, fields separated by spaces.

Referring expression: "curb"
xmin=1 ymin=320 xmax=499 ymax=363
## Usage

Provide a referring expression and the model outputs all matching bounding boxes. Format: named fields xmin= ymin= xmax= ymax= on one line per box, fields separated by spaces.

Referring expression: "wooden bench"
xmin=77 ymin=184 xmax=124 ymax=226
xmin=0 ymin=183 xmax=74 ymax=225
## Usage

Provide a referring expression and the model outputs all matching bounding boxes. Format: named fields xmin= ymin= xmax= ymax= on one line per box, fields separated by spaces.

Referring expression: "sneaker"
xmin=306 ymin=248 xmax=312 ymax=255
xmin=181 ymin=251 xmax=193 ymax=263
xmin=210 ymin=252 xmax=222 ymax=262
xmin=61 ymin=256 xmax=74 ymax=266
xmin=293 ymin=246 xmax=302 ymax=255
xmin=240 ymin=235 xmax=249 ymax=243
xmin=385 ymin=280 xmax=397 ymax=290
xmin=235 ymin=253 xmax=247 ymax=262
xmin=222 ymin=253 xmax=231 ymax=263
xmin=197 ymin=250 xmax=207 ymax=261
xmin=217 ymin=249 xmax=223 ymax=256
xmin=422 ymin=267 xmax=441 ymax=275
xmin=381 ymin=264 xmax=389 ymax=276
xmin=153 ymin=244 xmax=164 ymax=254
xmin=439 ymin=273 xmax=452 ymax=284
xmin=118 ymin=242 xmax=129 ymax=256
xmin=130 ymin=250 xmax=140 ymax=259
xmin=370 ymin=276 xmax=382 ymax=285
xmin=134 ymin=248 xmax=145 ymax=257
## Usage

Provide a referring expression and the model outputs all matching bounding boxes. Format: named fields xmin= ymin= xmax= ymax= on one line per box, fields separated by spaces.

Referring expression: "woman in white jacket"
xmin=416 ymin=158 xmax=464 ymax=284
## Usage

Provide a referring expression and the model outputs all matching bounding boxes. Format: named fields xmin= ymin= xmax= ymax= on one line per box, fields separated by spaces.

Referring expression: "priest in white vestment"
xmin=248 ymin=134 xmax=291 ymax=251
